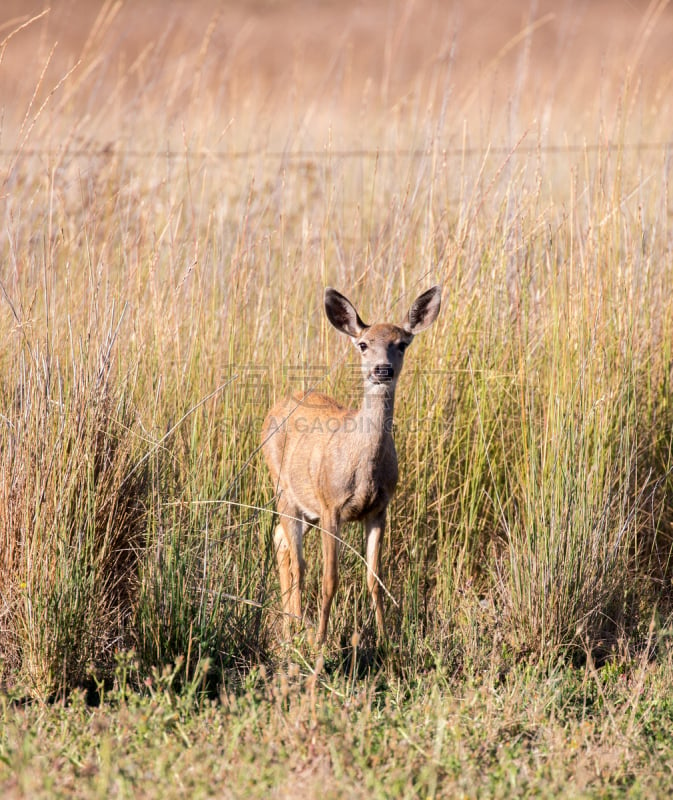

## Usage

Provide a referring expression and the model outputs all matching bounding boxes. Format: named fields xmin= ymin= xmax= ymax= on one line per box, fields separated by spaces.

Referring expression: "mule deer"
xmin=261 ymin=285 xmax=441 ymax=642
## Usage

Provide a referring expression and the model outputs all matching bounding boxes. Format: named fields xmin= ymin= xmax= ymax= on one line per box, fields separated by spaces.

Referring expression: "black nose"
xmin=372 ymin=364 xmax=394 ymax=382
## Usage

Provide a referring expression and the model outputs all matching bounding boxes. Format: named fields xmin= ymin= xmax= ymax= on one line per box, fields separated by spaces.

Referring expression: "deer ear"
xmin=404 ymin=285 xmax=441 ymax=334
xmin=324 ymin=288 xmax=368 ymax=338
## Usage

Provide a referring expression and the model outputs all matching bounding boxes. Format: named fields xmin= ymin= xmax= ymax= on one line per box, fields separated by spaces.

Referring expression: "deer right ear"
xmin=324 ymin=288 xmax=368 ymax=338
xmin=404 ymin=285 xmax=442 ymax=334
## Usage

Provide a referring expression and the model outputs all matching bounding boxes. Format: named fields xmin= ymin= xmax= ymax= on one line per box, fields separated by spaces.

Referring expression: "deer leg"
xmin=318 ymin=513 xmax=340 ymax=643
xmin=365 ymin=511 xmax=387 ymax=639
xmin=274 ymin=502 xmax=306 ymax=637
xmin=273 ymin=523 xmax=293 ymax=637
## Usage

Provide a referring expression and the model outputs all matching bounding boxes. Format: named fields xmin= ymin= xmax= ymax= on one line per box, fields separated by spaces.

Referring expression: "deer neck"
xmin=355 ymin=380 xmax=396 ymax=445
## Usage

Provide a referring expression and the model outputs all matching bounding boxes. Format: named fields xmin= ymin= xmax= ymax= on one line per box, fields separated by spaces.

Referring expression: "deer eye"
xmin=357 ymin=341 xmax=368 ymax=353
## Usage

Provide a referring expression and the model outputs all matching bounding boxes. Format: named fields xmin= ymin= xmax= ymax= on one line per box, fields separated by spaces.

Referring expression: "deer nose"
xmin=372 ymin=364 xmax=395 ymax=382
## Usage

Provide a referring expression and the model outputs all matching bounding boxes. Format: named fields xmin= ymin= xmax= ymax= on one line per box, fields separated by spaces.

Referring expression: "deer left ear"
xmin=404 ymin=286 xmax=441 ymax=334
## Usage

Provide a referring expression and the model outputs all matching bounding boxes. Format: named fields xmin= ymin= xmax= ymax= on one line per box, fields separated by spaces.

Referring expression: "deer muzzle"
xmin=370 ymin=364 xmax=395 ymax=383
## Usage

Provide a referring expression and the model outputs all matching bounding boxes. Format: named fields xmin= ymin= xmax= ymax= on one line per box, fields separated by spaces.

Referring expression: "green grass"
xmin=4 ymin=647 xmax=673 ymax=798
xmin=2 ymin=2 xmax=673 ymax=795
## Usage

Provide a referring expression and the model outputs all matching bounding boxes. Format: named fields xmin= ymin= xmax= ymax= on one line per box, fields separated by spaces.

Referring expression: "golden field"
xmin=2 ymin=1 xmax=673 ymax=797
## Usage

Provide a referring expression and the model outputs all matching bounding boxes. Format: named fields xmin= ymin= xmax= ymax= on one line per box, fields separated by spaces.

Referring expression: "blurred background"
xmin=2 ymin=0 xmax=672 ymax=149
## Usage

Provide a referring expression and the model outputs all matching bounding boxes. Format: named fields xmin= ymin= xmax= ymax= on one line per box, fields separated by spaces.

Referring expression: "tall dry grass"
xmin=1 ymin=2 xmax=673 ymax=697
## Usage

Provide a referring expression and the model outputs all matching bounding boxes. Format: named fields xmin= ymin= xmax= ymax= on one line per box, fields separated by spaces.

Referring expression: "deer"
xmin=261 ymin=285 xmax=441 ymax=643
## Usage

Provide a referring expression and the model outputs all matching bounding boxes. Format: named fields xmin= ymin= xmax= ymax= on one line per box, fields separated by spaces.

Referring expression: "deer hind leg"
xmin=274 ymin=501 xmax=306 ymax=637
xmin=365 ymin=511 xmax=387 ymax=639
xmin=273 ymin=524 xmax=293 ymax=635
xmin=317 ymin=512 xmax=340 ymax=643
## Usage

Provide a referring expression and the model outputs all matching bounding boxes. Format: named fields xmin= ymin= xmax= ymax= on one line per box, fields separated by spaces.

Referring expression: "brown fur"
xmin=262 ymin=286 xmax=441 ymax=642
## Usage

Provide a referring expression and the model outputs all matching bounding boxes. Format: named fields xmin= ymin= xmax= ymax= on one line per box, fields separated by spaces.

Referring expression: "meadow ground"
xmin=2 ymin=0 xmax=673 ymax=796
